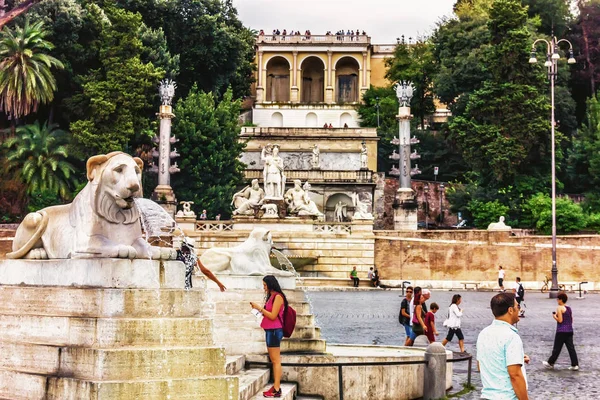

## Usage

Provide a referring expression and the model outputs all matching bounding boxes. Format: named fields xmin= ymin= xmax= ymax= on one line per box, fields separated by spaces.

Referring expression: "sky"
xmin=231 ymin=0 xmax=456 ymax=44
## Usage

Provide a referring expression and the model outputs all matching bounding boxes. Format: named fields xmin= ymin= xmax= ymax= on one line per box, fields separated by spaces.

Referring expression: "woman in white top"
xmin=442 ymin=294 xmax=466 ymax=352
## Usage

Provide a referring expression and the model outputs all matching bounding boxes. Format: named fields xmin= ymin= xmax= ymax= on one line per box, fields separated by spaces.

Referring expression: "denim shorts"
xmin=409 ymin=326 xmax=417 ymax=340
xmin=404 ymin=324 xmax=412 ymax=338
xmin=265 ymin=328 xmax=284 ymax=348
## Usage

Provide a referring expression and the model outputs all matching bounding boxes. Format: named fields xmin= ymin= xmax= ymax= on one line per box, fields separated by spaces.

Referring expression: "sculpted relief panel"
xmin=241 ymin=151 xmax=360 ymax=171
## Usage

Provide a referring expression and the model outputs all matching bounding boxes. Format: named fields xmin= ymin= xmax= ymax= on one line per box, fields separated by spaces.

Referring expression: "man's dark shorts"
xmin=498 ymin=278 xmax=504 ymax=287
xmin=265 ymin=328 xmax=284 ymax=348
xmin=445 ymin=328 xmax=464 ymax=341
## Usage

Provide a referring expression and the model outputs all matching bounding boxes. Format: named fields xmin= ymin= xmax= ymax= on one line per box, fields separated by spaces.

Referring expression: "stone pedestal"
xmin=0 ymin=259 xmax=238 ymax=400
xmin=394 ymin=188 xmax=418 ymax=231
xmin=151 ymin=184 xmax=177 ymax=217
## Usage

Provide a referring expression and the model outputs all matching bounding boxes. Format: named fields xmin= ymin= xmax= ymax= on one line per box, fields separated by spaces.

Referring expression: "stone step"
xmin=282 ymin=338 xmax=327 ymax=353
xmin=46 ymin=375 xmax=239 ymax=400
xmin=226 ymin=355 xmax=246 ymax=375
xmin=215 ymin=301 xmax=311 ymax=315
xmin=0 ymin=259 xmax=185 ymax=289
xmin=58 ymin=347 xmax=227 ymax=380
xmin=0 ymin=286 xmax=207 ymax=318
xmin=224 ymin=339 xmax=326 ymax=355
xmin=296 ymin=396 xmax=325 ymax=400
xmin=0 ymin=315 xmax=214 ymax=348
xmin=237 ymin=367 xmax=270 ymax=400
xmin=214 ymin=326 xmax=320 ymax=342
xmin=0 ymin=369 xmax=47 ymax=400
xmin=214 ymin=313 xmax=315 ymax=327
xmin=250 ymin=382 xmax=297 ymax=400
xmin=207 ymin=289 xmax=307 ymax=302
xmin=0 ymin=342 xmax=60 ymax=375
xmin=0 ymin=343 xmax=228 ymax=380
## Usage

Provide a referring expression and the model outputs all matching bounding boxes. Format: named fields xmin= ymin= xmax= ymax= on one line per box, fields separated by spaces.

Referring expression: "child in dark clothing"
xmin=425 ymin=302 xmax=440 ymax=343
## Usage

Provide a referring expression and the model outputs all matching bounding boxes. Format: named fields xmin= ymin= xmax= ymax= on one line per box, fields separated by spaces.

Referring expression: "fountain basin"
xmin=247 ymin=344 xmax=453 ymax=400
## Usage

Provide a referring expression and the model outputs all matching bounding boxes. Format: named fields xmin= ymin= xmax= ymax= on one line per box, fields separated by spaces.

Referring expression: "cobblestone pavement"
xmin=308 ymin=289 xmax=599 ymax=399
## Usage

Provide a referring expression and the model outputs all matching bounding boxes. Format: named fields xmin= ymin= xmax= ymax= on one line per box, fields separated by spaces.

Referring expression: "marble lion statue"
xmin=7 ymin=151 xmax=175 ymax=260
xmin=200 ymin=227 xmax=292 ymax=276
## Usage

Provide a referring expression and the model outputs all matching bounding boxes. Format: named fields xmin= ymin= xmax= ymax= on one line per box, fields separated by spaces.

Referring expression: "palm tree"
xmin=4 ymin=121 xmax=77 ymax=200
xmin=0 ymin=18 xmax=64 ymax=121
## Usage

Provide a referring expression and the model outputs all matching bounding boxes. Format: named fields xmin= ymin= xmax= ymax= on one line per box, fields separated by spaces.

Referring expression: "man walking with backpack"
xmin=516 ymin=277 xmax=525 ymax=317
xmin=399 ymin=286 xmax=413 ymax=345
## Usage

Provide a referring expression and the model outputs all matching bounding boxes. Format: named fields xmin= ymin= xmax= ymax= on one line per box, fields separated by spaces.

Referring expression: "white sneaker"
xmin=568 ymin=366 xmax=579 ymax=371
xmin=542 ymin=361 xmax=554 ymax=369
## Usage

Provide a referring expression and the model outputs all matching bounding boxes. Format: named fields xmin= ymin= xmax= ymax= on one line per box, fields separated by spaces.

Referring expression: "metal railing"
xmin=246 ymin=352 xmax=473 ymax=400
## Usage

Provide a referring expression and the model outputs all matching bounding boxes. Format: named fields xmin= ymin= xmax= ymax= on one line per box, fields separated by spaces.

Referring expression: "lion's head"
xmin=80 ymin=152 xmax=144 ymax=224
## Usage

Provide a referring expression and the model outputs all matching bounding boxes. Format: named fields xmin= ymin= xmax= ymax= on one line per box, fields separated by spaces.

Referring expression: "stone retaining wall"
xmin=375 ymin=230 xmax=600 ymax=289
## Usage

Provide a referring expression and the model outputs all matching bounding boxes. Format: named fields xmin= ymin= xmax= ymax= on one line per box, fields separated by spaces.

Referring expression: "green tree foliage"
xmin=171 ymin=86 xmax=246 ymax=218
xmin=524 ymin=192 xmax=587 ymax=234
xmin=467 ymin=199 xmax=510 ymax=228
xmin=433 ymin=5 xmax=491 ymax=111
xmin=118 ymin=0 xmax=255 ymax=98
xmin=357 ymin=86 xmax=398 ymax=172
xmin=0 ymin=19 xmax=64 ymax=120
xmin=385 ymin=38 xmax=437 ymax=128
xmin=68 ymin=5 xmax=164 ymax=157
xmin=3 ymin=121 xmax=76 ymax=199
xmin=567 ymin=96 xmax=600 ymax=195
xmin=449 ymin=0 xmax=551 ymax=186
xmin=522 ymin=0 xmax=571 ymax=36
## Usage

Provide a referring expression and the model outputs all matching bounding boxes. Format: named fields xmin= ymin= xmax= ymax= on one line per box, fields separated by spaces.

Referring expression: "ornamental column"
xmin=151 ymin=79 xmax=179 ymax=217
xmin=291 ymin=51 xmax=299 ymax=102
xmin=393 ymin=81 xmax=418 ymax=231
xmin=325 ymin=51 xmax=334 ymax=104
xmin=256 ymin=51 xmax=265 ymax=103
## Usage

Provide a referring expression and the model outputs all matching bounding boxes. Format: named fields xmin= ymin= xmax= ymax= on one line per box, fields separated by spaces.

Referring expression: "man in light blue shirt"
xmin=477 ymin=293 xmax=529 ymax=400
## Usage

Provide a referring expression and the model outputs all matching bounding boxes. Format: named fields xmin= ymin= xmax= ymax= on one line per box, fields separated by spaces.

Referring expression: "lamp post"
xmin=424 ymin=183 xmax=430 ymax=229
xmin=529 ymin=35 xmax=576 ymax=298
xmin=439 ymin=183 xmax=445 ymax=226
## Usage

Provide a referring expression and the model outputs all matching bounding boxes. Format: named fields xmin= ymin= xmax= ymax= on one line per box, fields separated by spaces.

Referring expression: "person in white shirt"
xmin=442 ymin=294 xmax=466 ymax=352
xmin=477 ymin=292 xmax=529 ymax=400
xmin=498 ymin=266 xmax=505 ymax=292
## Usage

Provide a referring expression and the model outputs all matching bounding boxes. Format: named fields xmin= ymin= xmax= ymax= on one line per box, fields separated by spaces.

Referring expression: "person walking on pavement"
xmin=515 ymin=277 xmax=525 ymax=317
xmin=498 ymin=266 xmax=505 ymax=292
xmin=399 ymin=286 xmax=413 ymax=345
xmin=442 ymin=294 xmax=466 ymax=353
xmin=542 ymin=292 xmax=579 ymax=371
xmin=425 ymin=302 xmax=440 ymax=343
xmin=477 ymin=292 xmax=529 ymax=400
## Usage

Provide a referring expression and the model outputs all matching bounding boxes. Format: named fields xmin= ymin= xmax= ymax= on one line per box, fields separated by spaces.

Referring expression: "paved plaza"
xmin=308 ymin=289 xmax=599 ymax=399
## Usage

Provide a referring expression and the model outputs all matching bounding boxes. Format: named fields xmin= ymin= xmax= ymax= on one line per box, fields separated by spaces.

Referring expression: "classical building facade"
xmin=252 ymin=33 xmax=394 ymax=128
xmin=236 ymin=33 xmax=395 ymax=222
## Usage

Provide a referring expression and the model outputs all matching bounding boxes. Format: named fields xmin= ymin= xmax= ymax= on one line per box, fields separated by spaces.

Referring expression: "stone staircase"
xmin=0 ymin=260 xmax=238 ymax=400
xmin=226 ymin=354 xmax=324 ymax=400
xmin=204 ymin=280 xmax=326 ymax=355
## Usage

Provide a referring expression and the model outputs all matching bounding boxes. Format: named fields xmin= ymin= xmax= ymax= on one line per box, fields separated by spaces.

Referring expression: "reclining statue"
xmin=200 ymin=227 xmax=292 ymax=276
xmin=7 ymin=151 xmax=175 ymax=260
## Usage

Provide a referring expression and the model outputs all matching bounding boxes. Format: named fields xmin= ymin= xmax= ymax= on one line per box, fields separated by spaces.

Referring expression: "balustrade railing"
xmin=258 ymin=34 xmax=370 ymax=45
xmin=195 ymin=221 xmax=234 ymax=232
xmin=244 ymin=169 xmax=372 ymax=183
xmin=313 ymin=223 xmax=352 ymax=234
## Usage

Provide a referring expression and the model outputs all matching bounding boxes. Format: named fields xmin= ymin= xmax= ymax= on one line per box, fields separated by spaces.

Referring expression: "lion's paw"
xmin=25 ymin=248 xmax=48 ymax=259
xmin=116 ymin=245 xmax=137 ymax=259
xmin=150 ymin=246 xmax=176 ymax=260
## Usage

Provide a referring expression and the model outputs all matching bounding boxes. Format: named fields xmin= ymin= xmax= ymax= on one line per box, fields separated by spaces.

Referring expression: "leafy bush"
xmin=27 ymin=191 xmax=62 ymax=212
xmin=525 ymin=193 xmax=587 ymax=234
xmin=467 ymin=199 xmax=510 ymax=228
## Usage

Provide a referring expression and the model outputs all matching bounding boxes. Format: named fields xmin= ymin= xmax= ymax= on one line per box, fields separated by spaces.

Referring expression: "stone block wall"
xmin=375 ymin=230 xmax=600 ymax=289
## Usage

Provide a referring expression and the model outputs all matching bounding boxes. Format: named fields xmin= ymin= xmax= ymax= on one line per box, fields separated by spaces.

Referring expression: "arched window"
xmin=301 ymin=57 xmax=325 ymax=103
xmin=266 ymin=57 xmax=290 ymax=102
xmin=305 ymin=112 xmax=318 ymax=127
xmin=340 ymin=112 xmax=353 ymax=127
xmin=335 ymin=57 xmax=360 ymax=103
xmin=271 ymin=112 xmax=283 ymax=127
